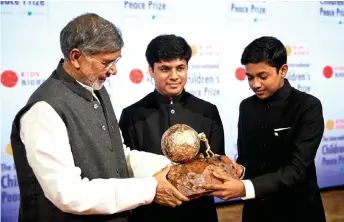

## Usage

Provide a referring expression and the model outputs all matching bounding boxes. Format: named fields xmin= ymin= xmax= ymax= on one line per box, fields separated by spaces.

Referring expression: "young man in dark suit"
xmin=119 ymin=34 xmax=225 ymax=222
xmin=203 ymin=36 xmax=326 ymax=222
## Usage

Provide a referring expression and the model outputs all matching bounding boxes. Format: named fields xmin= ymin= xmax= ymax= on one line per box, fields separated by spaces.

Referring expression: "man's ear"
xmin=148 ymin=65 xmax=154 ymax=78
xmin=279 ymin=64 xmax=288 ymax=78
xmin=69 ymin=48 xmax=82 ymax=69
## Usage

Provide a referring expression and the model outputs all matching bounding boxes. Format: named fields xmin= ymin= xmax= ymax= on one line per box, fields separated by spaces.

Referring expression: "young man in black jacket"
xmin=203 ymin=36 xmax=326 ymax=222
xmin=119 ymin=34 xmax=225 ymax=222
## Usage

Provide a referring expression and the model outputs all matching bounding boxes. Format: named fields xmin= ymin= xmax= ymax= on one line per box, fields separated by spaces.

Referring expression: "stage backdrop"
xmin=1 ymin=1 xmax=344 ymax=221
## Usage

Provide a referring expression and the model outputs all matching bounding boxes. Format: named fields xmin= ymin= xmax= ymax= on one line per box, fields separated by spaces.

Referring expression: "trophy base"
xmin=167 ymin=154 xmax=239 ymax=200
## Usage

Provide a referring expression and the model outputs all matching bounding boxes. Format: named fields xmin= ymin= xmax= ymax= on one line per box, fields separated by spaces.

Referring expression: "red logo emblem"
xmin=130 ymin=69 xmax=144 ymax=84
xmin=323 ymin=65 xmax=333 ymax=79
xmin=235 ymin=67 xmax=246 ymax=81
xmin=1 ymin=70 xmax=18 ymax=87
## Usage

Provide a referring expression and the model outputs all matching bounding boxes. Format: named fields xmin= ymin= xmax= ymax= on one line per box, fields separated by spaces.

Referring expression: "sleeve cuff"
xmin=113 ymin=177 xmax=158 ymax=212
xmin=137 ymin=177 xmax=158 ymax=204
xmin=241 ymin=179 xmax=255 ymax=200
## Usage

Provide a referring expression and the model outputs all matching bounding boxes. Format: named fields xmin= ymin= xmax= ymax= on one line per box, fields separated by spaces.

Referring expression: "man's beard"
xmin=91 ymin=79 xmax=104 ymax=90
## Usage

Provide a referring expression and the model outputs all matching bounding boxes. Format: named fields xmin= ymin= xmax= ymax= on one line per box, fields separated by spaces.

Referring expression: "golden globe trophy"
xmin=161 ymin=124 xmax=239 ymax=199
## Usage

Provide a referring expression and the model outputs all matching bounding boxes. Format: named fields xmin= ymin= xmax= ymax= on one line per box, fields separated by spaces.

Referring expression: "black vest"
xmin=10 ymin=60 xmax=129 ymax=222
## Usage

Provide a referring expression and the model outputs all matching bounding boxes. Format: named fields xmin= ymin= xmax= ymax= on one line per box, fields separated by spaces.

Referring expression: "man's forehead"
xmin=156 ymin=59 xmax=187 ymax=66
xmin=245 ymin=64 xmax=273 ymax=75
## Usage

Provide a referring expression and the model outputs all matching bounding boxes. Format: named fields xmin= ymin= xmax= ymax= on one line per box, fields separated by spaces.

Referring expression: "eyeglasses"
xmin=83 ymin=52 xmax=122 ymax=71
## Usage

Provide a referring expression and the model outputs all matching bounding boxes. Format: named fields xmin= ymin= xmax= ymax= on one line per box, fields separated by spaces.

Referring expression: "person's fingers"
xmin=172 ymin=188 xmax=189 ymax=202
xmin=168 ymin=184 xmax=189 ymax=201
xmin=174 ymin=199 xmax=183 ymax=206
xmin=202 ymin=183 xmax=223 ymax=190
xmin=161 ymin=166 xmax=170 ymax=175
xmin=154 ymin=166 xmax=170 ymax=179
xmin=237 ymin=168 xmax=243 ymax=176
xmin=213 ymin=171 xmax=232 ymax=180
xmin=235 ymin=164 xmax=243 ymax=177
xmin=210 ymin=190 xmax=228 ymax=197
xmin=166 ymin=201 xmax=176 ymax=208
xmin=224 ymin=195 xmax=233 ymax=200
xmin=213 ymin=168 xmax=226 ymax=174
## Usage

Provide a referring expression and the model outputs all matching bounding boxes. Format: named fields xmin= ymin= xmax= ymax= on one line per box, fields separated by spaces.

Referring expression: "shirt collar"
xmin=263 ymin=79 xmax=292 ymax=102
xmin=76 ymin=79 xmax=94 ymax=94
xmin=53 ymin=59 xmax=95 ymax=102
xmin=153 ymin=89 xmax=185 ymax=104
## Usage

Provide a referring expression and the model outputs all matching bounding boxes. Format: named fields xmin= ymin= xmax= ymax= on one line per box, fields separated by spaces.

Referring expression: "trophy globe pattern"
xmin=161 ymin=124 xmax=200 ymax=163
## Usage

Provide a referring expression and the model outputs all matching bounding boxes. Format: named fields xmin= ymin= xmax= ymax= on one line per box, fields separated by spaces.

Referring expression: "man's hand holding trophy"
xmin=159 ymin=124 xmax=242 ymax=200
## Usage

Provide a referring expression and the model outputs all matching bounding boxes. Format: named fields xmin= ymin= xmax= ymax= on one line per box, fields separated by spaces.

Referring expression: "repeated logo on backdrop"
xmin=326 ymin=119 xmax=344 ymax=131
xmin=0 ymin=1 xmax=47 ymax=16
xmin=186 ymin=43 xmax=221 ymax=99
xmin=284 ymin=43 xmax=312 ymax=93
xmin=322 ymin=65 xmax=344 ymax=79
xmin=235 ymin=67 xmax=246 ymax=81
xmin=1 ymin=70 xmax=18 ymax=88
xmin=228 ymin=1 xmax=267 ymax=23
xmin=1 ymin=70 xmax=45 ymax=88
xmin=321 ymin=119 xmax=344 ymax=170
xmin=129 ymin=69 xmax=144 ymax=84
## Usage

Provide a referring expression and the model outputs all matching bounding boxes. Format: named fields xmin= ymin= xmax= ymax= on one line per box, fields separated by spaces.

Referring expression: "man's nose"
xmin=252 ymin=78 xmax=261 ymax=89
xmin=169 ymin=69 xmax=178 ymax=79
xmin=108 ymin=64 xmax=117 ymax=75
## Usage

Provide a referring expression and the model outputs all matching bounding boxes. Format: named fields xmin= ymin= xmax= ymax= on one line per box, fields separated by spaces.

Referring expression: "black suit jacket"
xmin=237 ymin=79 xmax=326 ymax=222
xmin=119 ymin=90 xmax=224 ymax=222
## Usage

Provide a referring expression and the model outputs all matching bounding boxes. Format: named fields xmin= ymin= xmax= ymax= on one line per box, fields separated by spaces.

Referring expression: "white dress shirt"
xmin=20 ymin=96 xmax=171 ymax=215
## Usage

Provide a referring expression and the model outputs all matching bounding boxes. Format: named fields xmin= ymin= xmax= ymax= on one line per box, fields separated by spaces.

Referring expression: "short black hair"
xmin=145 ymin=34 xmax=192 ymax=69
xmin=241 ymin=36 xmax=287 ymax=71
